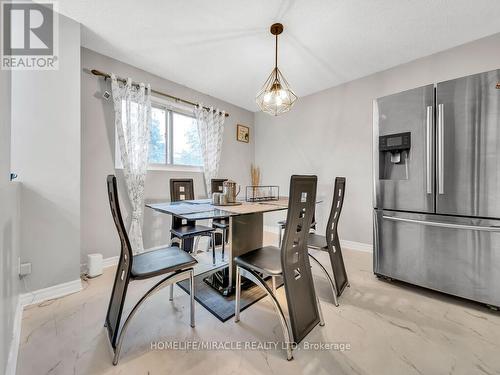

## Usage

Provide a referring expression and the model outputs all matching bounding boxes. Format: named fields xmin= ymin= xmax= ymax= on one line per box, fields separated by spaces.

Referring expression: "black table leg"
xmin=204 ymin=213 xmax=264 ymax=296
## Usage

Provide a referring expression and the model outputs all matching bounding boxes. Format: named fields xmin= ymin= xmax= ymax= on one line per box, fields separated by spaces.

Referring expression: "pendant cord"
xmin=275 ymin=34 xmax=278 ymax=71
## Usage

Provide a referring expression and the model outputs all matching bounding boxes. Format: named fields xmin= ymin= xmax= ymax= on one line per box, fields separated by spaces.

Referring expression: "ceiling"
xmin=57 ymin=0 xmax=500 ymax=111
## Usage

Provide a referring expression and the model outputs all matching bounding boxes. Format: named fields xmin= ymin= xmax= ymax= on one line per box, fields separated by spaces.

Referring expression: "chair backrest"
xmin=211 ymin=178 xmax=227 ymax=195
xmin=310 ymin=211 xmax=317 ymax=232
xmin=170 ymin=179 xmax=195 ymax=201
xmin=280 ymin=175 xmax=320 ymax=343
xmin=326 ymin=177 xmax=346 ymax=250
xmin=106 ymin=175 xmax=134 ymax=263
xmin=326 ymin=177 xmax=349 ymax=296
xmin=105 ymin=175 xmax=133 ymax=346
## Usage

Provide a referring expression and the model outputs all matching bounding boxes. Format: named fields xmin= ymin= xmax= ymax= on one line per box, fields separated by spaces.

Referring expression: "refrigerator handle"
xmin=437 ymin=103 xmax=444 ymax=195
xmin=426 ymin=106 xmax=433 ymax=194
xmin=383 ymin=215 xmax=500 ymax=232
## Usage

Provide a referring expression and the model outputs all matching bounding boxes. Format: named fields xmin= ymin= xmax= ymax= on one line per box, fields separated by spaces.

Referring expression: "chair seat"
xmin=131 ymin=247 xmax=197 ymax=280
xmin=235 ymin=246 xmax=282 ymax=276
xmin=212 ymin=218 xmax=229 ymax=229
xmin=170 ymin=225 xmax=214 ymax=238
xmin=307 ymin=233 xmax=328 ymax=250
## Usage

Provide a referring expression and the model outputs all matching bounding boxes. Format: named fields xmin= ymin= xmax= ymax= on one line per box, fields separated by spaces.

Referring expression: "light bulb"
xmin=264 ymin=92 xmax=271 ymax=103
xmin=279 ymin=89 xmax=287 ymax=99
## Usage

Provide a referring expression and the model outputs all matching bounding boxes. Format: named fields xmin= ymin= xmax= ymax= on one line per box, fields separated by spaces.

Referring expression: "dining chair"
xmin=169 ymin=178 xmax=217 ymax=264
xmin=307 ymin=177 xmax=349 ymax=307
xmin=210 ymin=178 xmax=227 ymax=195
xmin=211 ymin=178 xmax=229 ymax=261
xmin=105 ymin=175 xmax=197 ymax=365
xmin=234 ymin=175 xmax=324 ymax=360
xmin=277 ymin=212 xmax=316 ymax=248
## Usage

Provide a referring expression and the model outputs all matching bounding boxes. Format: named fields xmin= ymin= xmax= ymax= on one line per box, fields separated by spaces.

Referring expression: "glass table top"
xmin=146 ymin=198 xmax=289 ymax=220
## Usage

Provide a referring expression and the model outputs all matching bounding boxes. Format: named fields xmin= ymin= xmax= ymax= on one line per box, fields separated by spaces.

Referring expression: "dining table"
xmin=146 ymin=198 xmax=291 ymax=295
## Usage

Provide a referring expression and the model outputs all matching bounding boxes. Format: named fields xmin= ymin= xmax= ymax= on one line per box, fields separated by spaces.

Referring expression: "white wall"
xmin=255 ymin=32 xmax=500 ymax=247
xmin=0 ymin=62 xmax=11 ymax=184
xmin=11 ymin=14 xmax=81 ymax=290
xmin=0 ymin=61 xmax=21 ymax=375
xmin=81 ymin=47 xmax=255 ymax=261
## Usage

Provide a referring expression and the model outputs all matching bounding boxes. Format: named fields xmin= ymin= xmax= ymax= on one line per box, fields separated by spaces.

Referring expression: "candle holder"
xmin=245 ymin=185 xmax=279 ymax=202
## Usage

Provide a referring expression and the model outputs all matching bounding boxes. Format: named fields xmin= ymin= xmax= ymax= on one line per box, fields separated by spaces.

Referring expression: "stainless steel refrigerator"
xmin=373 ymin=69 xmax=500 ymax=308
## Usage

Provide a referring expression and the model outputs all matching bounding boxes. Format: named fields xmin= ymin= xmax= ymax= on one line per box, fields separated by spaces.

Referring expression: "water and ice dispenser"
xmin=378 ymin=132 xmax=411 ymax=180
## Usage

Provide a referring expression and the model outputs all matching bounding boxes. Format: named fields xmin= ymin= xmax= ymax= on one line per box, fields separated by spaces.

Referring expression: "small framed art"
xmin=237 ymin=124 xmax=250 ymax=143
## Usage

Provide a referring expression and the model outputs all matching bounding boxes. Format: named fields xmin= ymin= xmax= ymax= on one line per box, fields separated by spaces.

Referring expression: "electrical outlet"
xmin=19 ymin=262 xmax=31 ymax=277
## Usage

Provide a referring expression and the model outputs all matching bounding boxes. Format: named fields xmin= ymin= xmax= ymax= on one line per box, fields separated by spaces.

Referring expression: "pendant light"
xmin=256 ymin=23 xmax=297 ymax=116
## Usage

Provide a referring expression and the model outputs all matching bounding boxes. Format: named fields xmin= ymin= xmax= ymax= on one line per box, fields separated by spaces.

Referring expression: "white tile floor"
xmin=17 ymin=233 xmax=500 ymax=375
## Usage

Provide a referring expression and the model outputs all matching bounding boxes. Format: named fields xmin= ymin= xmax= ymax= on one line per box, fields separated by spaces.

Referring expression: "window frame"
xmin=115 ymin=97 xmax=204 ymax=172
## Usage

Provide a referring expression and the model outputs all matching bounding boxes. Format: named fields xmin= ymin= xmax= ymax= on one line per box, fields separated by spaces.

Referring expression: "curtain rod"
xmin=90 ymin=69 xmax=229 ymax=117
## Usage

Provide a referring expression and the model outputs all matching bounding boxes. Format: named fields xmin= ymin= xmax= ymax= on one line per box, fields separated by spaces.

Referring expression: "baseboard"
xmin=5 ymin=297 xmax=22 ymax=375
xmin=20 ymin=278 xmax=83 ymax=307
xmin=264 ymin=225 xmax=373 ymax=253
xmin=103 ymin=255 xmax=119 ymax=268
xmin=340 ymin=240 xmax=373 ymax=253
xmin=9 ymin=279 xmax=82 ymax=374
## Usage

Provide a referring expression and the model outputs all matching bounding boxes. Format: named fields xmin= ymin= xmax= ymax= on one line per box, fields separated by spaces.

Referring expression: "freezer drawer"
xmin=374 ymin=209 xmax=500 ymax=307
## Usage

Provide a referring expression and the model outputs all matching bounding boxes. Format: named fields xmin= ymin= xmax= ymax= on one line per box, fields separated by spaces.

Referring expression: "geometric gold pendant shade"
xmin=256 ymin=23 xmax=297 ymax=116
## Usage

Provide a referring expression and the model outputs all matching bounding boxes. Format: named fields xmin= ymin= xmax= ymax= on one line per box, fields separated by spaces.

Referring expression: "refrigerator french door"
xmin=373 ymin=84 xmax=434 ymax=213
xmin=436 ymin=70 xmax=500 ymax=218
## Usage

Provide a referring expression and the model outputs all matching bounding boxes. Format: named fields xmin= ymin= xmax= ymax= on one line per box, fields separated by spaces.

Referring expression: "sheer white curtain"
xmin=111 ymin=74 xmax=151 ymax=253
xmin=194 ymin=104 xmax=226 ymax=195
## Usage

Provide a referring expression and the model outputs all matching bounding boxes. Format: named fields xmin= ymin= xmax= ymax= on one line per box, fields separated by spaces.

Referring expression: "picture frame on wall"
xmin=237 ymin=124 xmax=250 ymax=143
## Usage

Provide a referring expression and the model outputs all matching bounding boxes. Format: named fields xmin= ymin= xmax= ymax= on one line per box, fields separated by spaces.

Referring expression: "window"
xmin=171 ymin=112 xmax=203 ymax=166
xmin=115 ymin=100 xmax=203 ymax=170
xmin=148 ymin=106 xmax=167 ymax=164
